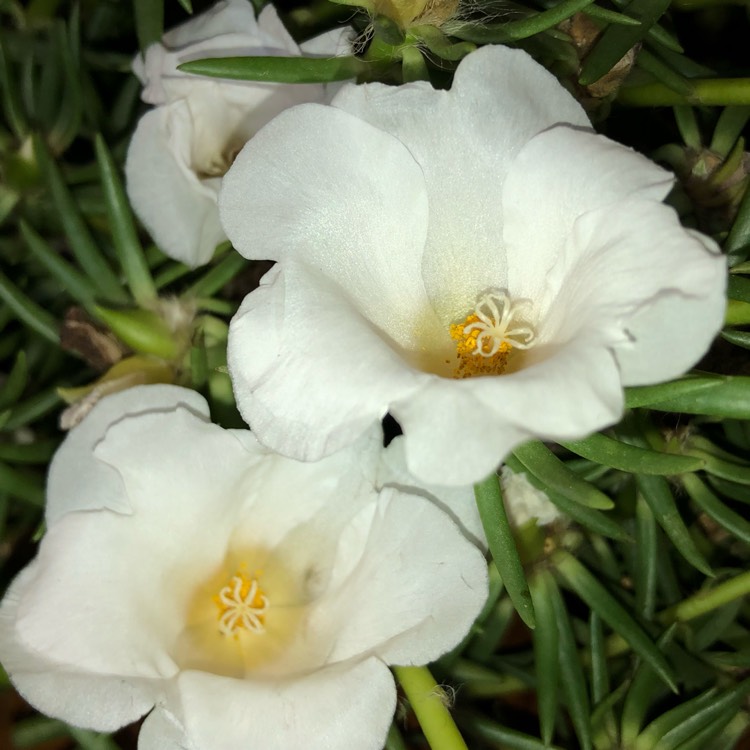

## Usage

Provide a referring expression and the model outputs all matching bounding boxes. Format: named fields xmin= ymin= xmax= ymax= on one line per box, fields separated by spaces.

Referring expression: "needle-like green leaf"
xmin=474 ymin=472 xmax=535 ymax=628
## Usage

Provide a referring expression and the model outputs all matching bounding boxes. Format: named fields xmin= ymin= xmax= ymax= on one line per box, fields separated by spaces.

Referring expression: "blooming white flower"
xmin=0 ymin=385 xmax=487 ymax=750
xmin=126 ymin=0 xmax=351 ymax=266
xmin=219 ymin=44 xmax=727 ymax=487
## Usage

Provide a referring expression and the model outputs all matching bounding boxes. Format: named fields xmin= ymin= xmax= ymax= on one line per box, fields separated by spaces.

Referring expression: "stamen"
xmin=449 ymin=289 xmax=536 ymax=379
xmin=214 ymin=571 xmax=269 ymax=637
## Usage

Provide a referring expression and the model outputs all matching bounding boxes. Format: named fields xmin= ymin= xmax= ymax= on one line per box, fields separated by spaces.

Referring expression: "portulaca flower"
xmin=0 ymin=386 xmax=487 ymax=750
xmin=126 ymin=0 xmax=351 ymax=266
xmin=220 ymin=45 xmax=727 ymax=487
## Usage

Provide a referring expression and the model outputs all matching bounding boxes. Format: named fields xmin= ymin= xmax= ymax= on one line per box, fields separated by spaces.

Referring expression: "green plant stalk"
xmin=94 ymin=134 xmax=157 ymax=306
xmin=393 ymin=666 xmax=468 ymax=750
xmin=619 ymin=78 xmax=750 ymax=106
xmin=661 ymin=570 xmax=750 ymax=623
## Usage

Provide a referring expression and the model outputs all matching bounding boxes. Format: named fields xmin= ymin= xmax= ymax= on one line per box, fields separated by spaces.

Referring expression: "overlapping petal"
xmin=228 ymin=262 xmax=429 ymax=460
xmin=127 ymin=1 xmax=352 ymax=265
xmin=175 ymin=659 xmax=396 ymax=750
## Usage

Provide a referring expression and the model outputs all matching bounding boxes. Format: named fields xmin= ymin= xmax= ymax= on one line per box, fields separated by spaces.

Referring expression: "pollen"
xmin=213 ymin=569 xmax=269 ymax=637
xmin=449 ymin=289 xmax=536 ymax=379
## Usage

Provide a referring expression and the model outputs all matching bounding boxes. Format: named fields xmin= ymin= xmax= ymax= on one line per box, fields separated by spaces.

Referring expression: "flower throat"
xmin=449 ymin=289 xmax=536 ymax=378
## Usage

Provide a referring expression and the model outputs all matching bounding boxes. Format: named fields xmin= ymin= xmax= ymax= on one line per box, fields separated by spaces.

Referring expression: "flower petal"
xmin=0 ymin=568 xmax=156 ymax=732
xmin=162 ymin=0 xmax=258 ymax=49
xmin=548 ymin=198 xmax=726 ymax=384
xmin=18 ymin=406 xmax=262 ymax=680
xmin=139 ymin=707 xmax=193 ymax=750
xmin=392 ymin=340 xmax=623 ymax=485
xmin=314 ymin=489 xmax=488 ymax=664
xmin=378 ymin=436 xmax=486 ymax=548
xmin=228 ymin=262 xmax=428 ymax=461
xmin=176 ymin=658 xmax=396 ymax=750
xmin=332 ymin=45 xmax=589 ymax=321
xmin=135 ymin=0 xmax=263 ymax=102
xmin=47 ymin=384 xmax=209 ymax=524
xmin=220 ymin=103 xmax=432 ymax=330
xmin=501 ymin=126 xmax=674 ymax=308
xmin=256 ymin=4 xmax=300 ymax=52
xmin=125 ymin=104 xmax=225 ymax=266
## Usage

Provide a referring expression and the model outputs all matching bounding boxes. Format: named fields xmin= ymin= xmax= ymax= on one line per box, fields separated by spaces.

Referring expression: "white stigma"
xmin=463 ymin=289 xmax=536 ymax=357
xmin=217 ymin=575 xmax=269 ymax=636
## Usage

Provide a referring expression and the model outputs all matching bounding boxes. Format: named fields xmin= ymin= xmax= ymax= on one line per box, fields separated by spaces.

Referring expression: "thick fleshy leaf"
xmin=474 ymin=473 xmax=535 ymax=628
xmin=134 ymin=0 xmax=265 ymax=102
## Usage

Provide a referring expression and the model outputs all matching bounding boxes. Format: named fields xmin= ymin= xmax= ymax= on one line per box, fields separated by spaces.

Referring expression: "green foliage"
xmin=1 ymin=2 xmax=750 ymax=750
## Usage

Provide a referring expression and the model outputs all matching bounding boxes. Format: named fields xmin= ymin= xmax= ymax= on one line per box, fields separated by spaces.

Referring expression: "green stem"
xmin=619 ymin=78 xmax=750 ymax=107
xmin=393 ymin=666 xmax=468 ymax=750
xmin=661 ymin=570 xmax=750 ymax=623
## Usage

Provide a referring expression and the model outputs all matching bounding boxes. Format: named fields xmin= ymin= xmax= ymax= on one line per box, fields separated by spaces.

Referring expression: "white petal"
xmin=617 ymin=281 xmax=727 ymax=386
xmin=332 ymin=45 xmax=589 ymax=322
xmin=228 ymin=262 xmax=429 ymax=461
xmin=392 ymin=340 xmax=623 ymax=486
xmin=256 ymin=4 xmax=300 ymax=52
xmin=126 ymin=104 xmax=225 ymax=266
xmin=547 ymin=199 xmax=726 ymax=381
xmin=300 ymin=26 xmax=354 ymax=57
xmin=19 ymin=408 xmax=262 ymax=680
xmin=0 ymin=568 xmax=156 ymax=732
xmin=500 ymin=467 xmax=561 ymax=527
xmin=501 ymin=126 xmax=674 ymax=308
xmin=139 ymin=707 xmax=193 ymax=750
xmin=314 ymin=489 xmax=487 ymax=664
xmin=220 ymin=103 xmax=432 ymax=333
xmin=227 ymin=425 xmax=382 ymax=555
xmin=47 ymin=384 xmax=209 ymax=524
xmin=378 ymin=436 xmax=486 ymax=548
xmin=176 ymin=658 xmax=396 ymax=750
xmin=162 ymin=0 xmax=258 ymax=49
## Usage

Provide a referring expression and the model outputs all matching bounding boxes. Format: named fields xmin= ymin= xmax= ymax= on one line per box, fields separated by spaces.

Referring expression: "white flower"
xmin=0 ymin=385 xmax=487 ymax=750
xmin=500 ymin=467 xmax=561 ymax=528
xmin=219 ymin=45 xmax=727 ymax=487
xmin=125 ymin=0 xmax=351 ymax=266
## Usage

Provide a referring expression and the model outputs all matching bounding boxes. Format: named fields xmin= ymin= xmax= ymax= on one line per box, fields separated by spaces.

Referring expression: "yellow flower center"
xmin=213 ymin=570 xmax=269 ymax=637
xmin=175 ymin=548 xmax=308 ymax=677
xmin=449 ymin=289 xmax=536 ymax=379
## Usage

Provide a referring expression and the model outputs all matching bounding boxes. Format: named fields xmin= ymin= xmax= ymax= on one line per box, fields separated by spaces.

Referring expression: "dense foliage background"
xmin=1 ymin=0 xmax=750 ymax=748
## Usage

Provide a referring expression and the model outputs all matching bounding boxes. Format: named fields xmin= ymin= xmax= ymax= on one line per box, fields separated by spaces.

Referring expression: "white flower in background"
xmin=500 ymin=467 xmax=561 ymax=528
xmin=220 ymin=45 xmax=727 ymax=487
xmin=0 ymin=386 xmax=487 ymax=750
xmin=126 ymin=0 xmax=351 ymax=266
